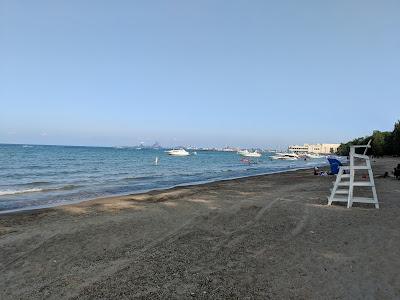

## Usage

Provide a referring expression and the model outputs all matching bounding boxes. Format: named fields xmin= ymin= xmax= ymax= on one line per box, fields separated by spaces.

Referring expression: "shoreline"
xmin=0 ymin=163 xmax=328 ymax=216
xmin=1 ymin=157 xmax=399 ymax=299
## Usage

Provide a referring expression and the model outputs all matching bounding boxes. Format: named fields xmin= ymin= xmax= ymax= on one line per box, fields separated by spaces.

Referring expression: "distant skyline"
xmin=1 ymin=1 xmax=399 ymax=149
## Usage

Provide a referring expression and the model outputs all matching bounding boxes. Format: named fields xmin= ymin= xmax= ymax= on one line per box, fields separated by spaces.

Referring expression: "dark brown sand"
xmin=1 ymin=157 xmax=399 ymax=299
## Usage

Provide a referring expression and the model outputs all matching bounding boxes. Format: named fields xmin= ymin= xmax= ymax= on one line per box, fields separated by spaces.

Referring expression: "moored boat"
xmin=166 ymin=149 xmax=190 ymax=156
xmin=270 ymin=152 xmax=299 ymax=160
xmin=305 ymin=153 xmax=324 ymax=159
xmin=238 ymin=150 xmax=262 ymax=158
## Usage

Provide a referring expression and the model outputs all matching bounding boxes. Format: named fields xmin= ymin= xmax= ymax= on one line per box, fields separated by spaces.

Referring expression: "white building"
xmin=288 ymin=143 xmax=340 ymax=154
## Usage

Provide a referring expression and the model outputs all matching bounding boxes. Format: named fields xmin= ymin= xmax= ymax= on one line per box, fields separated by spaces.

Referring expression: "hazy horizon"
xmin=0 ymin=140 xmax=342 ymax=150
xmin=1 ymin=1 xmax=399 ymax=148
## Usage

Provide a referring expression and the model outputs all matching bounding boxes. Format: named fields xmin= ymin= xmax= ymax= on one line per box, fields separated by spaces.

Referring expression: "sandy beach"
xmin=1 ymin=157 xmax=399 ymax=299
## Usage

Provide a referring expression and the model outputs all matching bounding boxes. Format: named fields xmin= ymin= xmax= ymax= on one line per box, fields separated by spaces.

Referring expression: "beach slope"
xmin=1 ymin=158 xmax=399 ymax=299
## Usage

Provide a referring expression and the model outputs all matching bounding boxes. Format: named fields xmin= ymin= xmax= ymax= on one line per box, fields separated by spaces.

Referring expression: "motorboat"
xmin=238 ymin=150 xmax=262 ymax=158
xmin=305 ymin=153 xmax=324 ymax=159
xmin=270 ymin=152 xmax=299 ymax=160
xmin=166 ymin=149 xmax=190 ymax=156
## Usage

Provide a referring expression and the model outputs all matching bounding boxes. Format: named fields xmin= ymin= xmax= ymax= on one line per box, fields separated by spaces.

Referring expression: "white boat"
xmin=166 ymin=149 xmax=190 ymax=156
xmin=305 ymin=153 xmax=324 ymax=159
xmin=270 ymin=152 xmax=299 ymax=160
xmin=238 ymin=150 xmax=262 ymax=158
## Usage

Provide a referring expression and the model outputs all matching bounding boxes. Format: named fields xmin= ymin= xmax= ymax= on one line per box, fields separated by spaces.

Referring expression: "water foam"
xmin=0 ymin=188 xmax=43 ymax=196
xmin=0 ymin=185 xmax=79 ymax=196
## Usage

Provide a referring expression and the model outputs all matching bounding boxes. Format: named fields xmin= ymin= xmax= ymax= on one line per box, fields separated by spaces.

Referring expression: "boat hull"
xmin=166 ymin=149 xmax=190 ymax=156
xmin=240 ymin=153 xmax=261 ymax=158
xmin=270 ymin=155 xmax=298 ymax=160
xmin=238 ymin=150 xmax=262 ymax=158
xmin=168 ymin=153 xmax=189 ymax=156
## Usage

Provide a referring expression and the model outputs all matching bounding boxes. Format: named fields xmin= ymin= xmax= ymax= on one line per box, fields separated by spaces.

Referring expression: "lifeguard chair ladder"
xmin=328 ymin=140 xmax=379 ymax=209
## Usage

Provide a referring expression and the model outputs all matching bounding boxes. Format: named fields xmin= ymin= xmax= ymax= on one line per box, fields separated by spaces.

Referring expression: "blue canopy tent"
xmin=327 ymin=158 xmax=343 ymax=175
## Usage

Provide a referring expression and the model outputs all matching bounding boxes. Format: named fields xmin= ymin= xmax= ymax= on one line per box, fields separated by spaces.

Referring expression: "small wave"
xmin=16 ymin=181 xmax=52 ymax=187
xmin=0 ymin=185 xmax=80 ymax=196
xmin=57 ymin=184 xmax=79 ymax=191
xmin=122 ymin=175 xmax=160 ymax=181
xmin=0 ymin=188 xmax=43 ymax=196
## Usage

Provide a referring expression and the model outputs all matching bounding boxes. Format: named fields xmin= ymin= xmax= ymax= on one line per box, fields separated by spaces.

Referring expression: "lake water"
xmin=0 ymin=144 xmax=329 ymax=213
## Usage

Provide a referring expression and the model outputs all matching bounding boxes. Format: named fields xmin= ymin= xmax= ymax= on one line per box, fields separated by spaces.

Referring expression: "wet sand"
xmin=1 ymin=157 xmax=399 ymax=299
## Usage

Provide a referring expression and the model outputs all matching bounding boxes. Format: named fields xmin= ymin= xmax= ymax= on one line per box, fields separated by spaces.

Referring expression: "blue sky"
xmin=1 ymin=0 xmax=399 ymax=148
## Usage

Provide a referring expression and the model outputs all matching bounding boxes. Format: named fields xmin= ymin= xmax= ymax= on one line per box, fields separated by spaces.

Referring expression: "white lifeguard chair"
xmin=328 ymin=140 xmax=379 ymax=208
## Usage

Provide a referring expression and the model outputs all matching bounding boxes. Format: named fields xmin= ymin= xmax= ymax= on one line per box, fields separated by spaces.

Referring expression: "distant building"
xmin=288 ymin=143 xmax=340 ymax=154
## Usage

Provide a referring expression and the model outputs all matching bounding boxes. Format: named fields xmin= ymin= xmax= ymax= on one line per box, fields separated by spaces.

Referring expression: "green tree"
xmin=371 ymin=131 xmax=391 ymax=156
xmin=371 ymin=130 xmax=385 ymax=156
xmin=336 ymin=143 xmax=350 ymax=156
xmin=393 ymin=120 xmax=400 ymax=155
xmin=336 ymin=120 xmax=399 ymax=156
xmin=384 ymin=132 xmax=393 ymax=155
xmin=336 ymin=136 xmax=371 ymax=156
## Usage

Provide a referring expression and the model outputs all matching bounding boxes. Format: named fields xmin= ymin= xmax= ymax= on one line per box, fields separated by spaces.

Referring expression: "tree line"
xmin=336 ymin=120 xmax=400 ymax=156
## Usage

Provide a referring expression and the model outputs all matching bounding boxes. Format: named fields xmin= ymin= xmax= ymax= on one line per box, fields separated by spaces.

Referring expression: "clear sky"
xmin=1 ymin=0 xmax=399 ymax=148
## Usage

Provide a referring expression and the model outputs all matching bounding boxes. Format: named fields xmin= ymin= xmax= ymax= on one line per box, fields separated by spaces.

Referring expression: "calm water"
xmin=0 ymin=144 xmax=329 ymax=213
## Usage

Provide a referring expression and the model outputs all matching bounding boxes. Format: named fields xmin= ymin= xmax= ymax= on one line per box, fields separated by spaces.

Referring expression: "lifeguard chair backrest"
xmin=363 ymin=139 xmax=372 ymax=155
